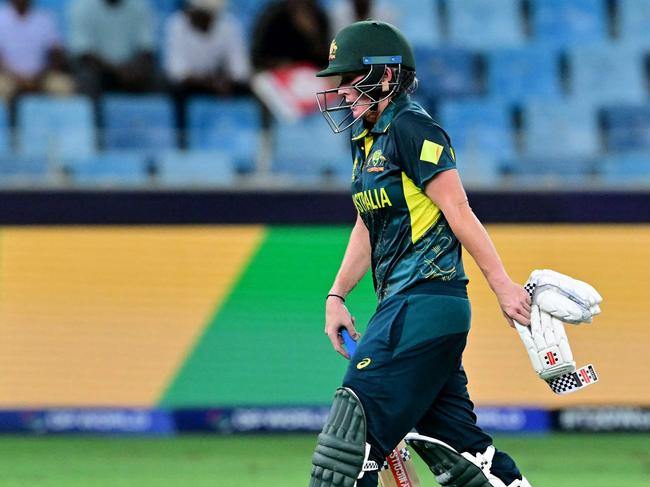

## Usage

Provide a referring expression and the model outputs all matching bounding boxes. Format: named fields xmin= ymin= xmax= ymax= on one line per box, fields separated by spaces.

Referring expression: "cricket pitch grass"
xmin=0 ymin=433 xmax=647 ymax=486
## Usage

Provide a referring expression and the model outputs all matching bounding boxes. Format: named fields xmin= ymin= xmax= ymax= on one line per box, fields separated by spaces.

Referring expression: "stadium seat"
xmin=102 ymin=95 xmax=176 ymax=152
xmin=618 ymin=0 xmax=650 ymax=46
xmin=447 ymin=0 xmax=524 ymax=48
xmin=568 ymin=44 xmax=646 ymax=104
xmin=157 ymin=150 xmax=235 ymax=186
xmin=487 ymin=47 xmax=561 ymax=102
xmin=501 ymin=155 xmax=597 ymax=185
xmin=0 ymin=102 xmax=8 ymax=154
xmin=531 ymin=0 xmax=607 ymax=46
xmin=17 ymin=95 xmax=96 ymax=158
xmin=66 ymin=151 xmax=150 ymax=185
xmin=601 ymin=153 xmax=650 ymax=185
xmin=187 ymin=97 xmax=261 ymax=173
xmin=456 ymin=153 xmax=503 ymax=189
xmin=413 ymin=47 xmax=481 ymax=103
xmin=602 ymin=104 xmax=650 ymax=152
xmin=0 ymin=154 xmax=50 ymax=185
xmin=272 ymin=113 xmax=350 ymax=183
xmin=439 ymin=99 xmax=516 ymax=163
xmin=390 ymin=0 xmax=440 ymax=48
xmin=523 ymin=101 xmax=599 ymax=158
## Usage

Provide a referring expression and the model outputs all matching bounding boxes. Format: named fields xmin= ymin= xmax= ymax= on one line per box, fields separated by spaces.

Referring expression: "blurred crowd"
xmin=0 ymin=0 xmax=649 ymax=188
xmin=0 ymin=0 xmax=337 ymax=132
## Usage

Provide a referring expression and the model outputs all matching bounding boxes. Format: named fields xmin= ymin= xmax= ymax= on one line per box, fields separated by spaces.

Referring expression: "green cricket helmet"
xmin=315 ymin=20 xmax=417 ymax=133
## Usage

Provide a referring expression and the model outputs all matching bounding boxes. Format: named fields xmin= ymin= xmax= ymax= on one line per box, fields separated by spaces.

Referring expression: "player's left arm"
xmin=424 ymin=169 xmax=531 ymax=326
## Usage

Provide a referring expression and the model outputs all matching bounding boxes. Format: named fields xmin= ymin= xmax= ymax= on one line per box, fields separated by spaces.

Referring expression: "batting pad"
xmin=404 ymin=434 xmax=492 ymax=487
xmin=310 ymin=387 xmax=369 ymax=487
xmin=546 ymin=364 xmax=599 ymax=394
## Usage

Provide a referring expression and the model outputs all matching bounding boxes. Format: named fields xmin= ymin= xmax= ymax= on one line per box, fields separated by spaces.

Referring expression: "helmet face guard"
xmin=316 ymin=60 xmax=402 ymax=134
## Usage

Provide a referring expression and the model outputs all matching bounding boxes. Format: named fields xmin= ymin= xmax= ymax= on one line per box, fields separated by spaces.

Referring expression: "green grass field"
xmin=0 ymin=434 xmax=647 ymax=486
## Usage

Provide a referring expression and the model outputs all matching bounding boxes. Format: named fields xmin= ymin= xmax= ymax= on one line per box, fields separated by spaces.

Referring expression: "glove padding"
xmin=525 ymin=269 xmax=602 ymax=324
xmin=515 ymin=304 xmax=575 ymax=381
xmin=516 ymin=269 xmax=602 ymax=394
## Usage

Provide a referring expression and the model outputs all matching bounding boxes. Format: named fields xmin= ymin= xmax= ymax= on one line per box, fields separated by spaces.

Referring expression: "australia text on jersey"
xmin=352 ymin=188 xmax=393 ymax=214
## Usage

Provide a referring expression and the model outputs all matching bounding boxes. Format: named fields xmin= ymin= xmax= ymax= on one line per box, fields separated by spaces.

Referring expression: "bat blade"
xmin=379 ymin=440 xmax=421 ymax=487
xmin=340 ymin=329 xmax=422 ymax=487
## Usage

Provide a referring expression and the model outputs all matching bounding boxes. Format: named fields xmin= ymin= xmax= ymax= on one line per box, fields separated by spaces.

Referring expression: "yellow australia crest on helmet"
xmin=328 ymin=40 xmax=338 ymax=61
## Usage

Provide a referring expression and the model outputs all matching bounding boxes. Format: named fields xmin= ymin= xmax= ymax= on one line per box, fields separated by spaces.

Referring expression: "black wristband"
xmin=326 ymin=293 xmax=346 ymax=303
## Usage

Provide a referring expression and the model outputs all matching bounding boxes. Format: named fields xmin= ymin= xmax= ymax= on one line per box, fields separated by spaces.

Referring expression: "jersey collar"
xmin=350 ymin=94 xmax=411 ymax=140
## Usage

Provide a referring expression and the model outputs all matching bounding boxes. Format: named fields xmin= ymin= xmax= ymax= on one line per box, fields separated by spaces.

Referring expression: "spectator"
xmin=251 ymin=0 xmax=330 ymax=71
xmin=0 ymin=0 xmax=74 ymax=103
xmin=164 ymin=0 xmax=250 ymax=96
xmin=328 ymin=0 xmax=397 ymax=37
xmin=69 ymin=0 xmax=157 ymax=97
xmin=164 ymin=0 xmax=251 ymax=145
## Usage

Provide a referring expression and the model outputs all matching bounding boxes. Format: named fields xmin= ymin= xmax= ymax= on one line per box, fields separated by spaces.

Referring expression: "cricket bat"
xmin=340 ymin=329 xmax=421 ymax=487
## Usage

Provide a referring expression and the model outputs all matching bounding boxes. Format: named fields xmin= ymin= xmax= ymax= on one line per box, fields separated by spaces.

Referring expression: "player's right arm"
xmin=325 ymin=213 xmax=370 ymax=358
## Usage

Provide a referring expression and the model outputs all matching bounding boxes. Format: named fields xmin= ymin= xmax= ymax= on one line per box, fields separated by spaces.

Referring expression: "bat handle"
xmin=340 ymin=328 xmax=357 ymax=355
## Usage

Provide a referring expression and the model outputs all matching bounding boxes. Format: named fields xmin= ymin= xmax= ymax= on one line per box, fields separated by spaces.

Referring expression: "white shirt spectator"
xmin=69 ymin=0 xmax=155 ymax=65
xmin=0 ymin=4 xmax=62 ymax=77
xmin=164 ymin=10 xmax=250 ymax=83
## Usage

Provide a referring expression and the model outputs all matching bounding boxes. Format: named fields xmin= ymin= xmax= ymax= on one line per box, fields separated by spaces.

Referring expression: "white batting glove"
xmin=517 ymin=269 xmax=602 ymax=394
xmin=515 ymin=305 xmax=575 ymax=381
xmin=525 ymin=269 xmax=602 ymax=324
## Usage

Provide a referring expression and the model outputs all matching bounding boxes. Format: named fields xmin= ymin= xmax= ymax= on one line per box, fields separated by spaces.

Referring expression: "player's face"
xmin=337 ymin=73 xmax=371 ymax=119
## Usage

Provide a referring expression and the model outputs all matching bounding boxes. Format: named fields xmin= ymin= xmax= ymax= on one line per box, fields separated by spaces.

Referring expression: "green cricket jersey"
xmin=349 ymin=94 xmax=468 ymax=303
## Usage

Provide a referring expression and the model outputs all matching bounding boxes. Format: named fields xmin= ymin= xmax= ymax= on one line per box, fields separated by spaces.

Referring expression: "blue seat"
xmin=66 ymin=151 xmax=150 ymax=185
xmin=272 ymin=113 xmax=350 ymax=183
xmin=602 ymin=104 xmax=650 ymax=152
xmin=502 ymin=156 xmax=597 ymax=185
xmin=487 ymin=47 xmax=561 ymax=102
xmin=601 ymin=153 xmax=650 ymax=185
xmin=414 ymin=47 xmax=481 ymax=102
xmin=569 ymin=44 xmax=645 ymax=104
xmin=17 ymin=95 xmax=96 ymax=158
xmin=439 ymin=99 xmax=515 ymax=164
xmin=187 ymin=97 xmax=261 ymax=173
xmin=0 ymin=102 xmax=8 ymax=154
xmin=102 ymin=95 xmax=176 ymax=152
xmin=0 ymin=154 xmax=50 ymax=184
xmin=531 ymin=0 xmax=607 ymax=46
xmin=390 ymin=0 xmax=440 ymax=48
xmin=456 ymin=153 xmax=503 ymax=189
xmin=618 ymin=0 xmax=650 ymax=46
xmin=524 ymin=101 xmax=599 ymax=158
xmin=447 ymin=0 xmax=524 ymax=48
xmin=157 ymin=150 xmax=235 ymax=186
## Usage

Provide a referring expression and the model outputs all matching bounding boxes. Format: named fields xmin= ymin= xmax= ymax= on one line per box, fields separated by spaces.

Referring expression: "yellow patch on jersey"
xmin=420 ymin=139 xmax=444 ymax=164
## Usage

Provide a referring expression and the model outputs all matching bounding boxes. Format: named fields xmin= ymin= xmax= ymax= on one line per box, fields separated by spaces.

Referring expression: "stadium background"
xmin=0 ymin=0 xmax=649 ymax=486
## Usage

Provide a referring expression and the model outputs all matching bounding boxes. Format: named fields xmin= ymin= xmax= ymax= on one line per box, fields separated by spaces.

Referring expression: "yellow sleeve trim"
xmin=420 ymin=139 xmax=444 ymax=165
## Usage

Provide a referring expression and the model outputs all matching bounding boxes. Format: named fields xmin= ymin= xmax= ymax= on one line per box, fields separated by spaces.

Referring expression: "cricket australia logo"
xmin=367 ymin=149 xmax=386 ymax=173
xmin=328 ymin=40 xmax=337 ymax=61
